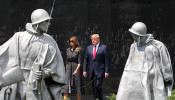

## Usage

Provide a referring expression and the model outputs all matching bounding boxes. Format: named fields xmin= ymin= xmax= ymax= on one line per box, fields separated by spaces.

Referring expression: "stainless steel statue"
xmin=116 ymin=22 xmax=174 ymax=100
xmin=0 ymin=9 xmax=65 ymax=100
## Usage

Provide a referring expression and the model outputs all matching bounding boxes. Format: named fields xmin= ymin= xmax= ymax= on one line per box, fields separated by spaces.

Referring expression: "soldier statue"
xmin=0 ymin=9 xmax=65 ymax=100
xmin=116 ymin=22 xmax=173 ymax=100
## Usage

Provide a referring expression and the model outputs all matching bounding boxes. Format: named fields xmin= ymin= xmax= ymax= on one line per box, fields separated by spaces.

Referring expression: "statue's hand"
xmin=35 ymin=69 xmax=51 ymax=80
xmin=43 ymin=69 xmax=51 ymax=79
xmin=35 ymin=71 xmax=42 ymax=80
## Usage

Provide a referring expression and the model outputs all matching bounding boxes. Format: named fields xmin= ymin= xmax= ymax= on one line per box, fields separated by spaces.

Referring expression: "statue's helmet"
xmin=31 ymin=9 xmax=51 ymax=25
xmin=129 ymin=22 xmax=147 ymax=36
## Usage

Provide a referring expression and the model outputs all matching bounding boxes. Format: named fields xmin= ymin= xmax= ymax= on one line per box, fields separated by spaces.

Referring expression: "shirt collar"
xmin=94 ymin=43 xmax=100 ymax=48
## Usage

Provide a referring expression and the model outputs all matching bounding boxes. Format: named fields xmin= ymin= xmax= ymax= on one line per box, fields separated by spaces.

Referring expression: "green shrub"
xmin=105 ymin=89 xmax=175 ymax=100
xmin=168 ymin=89 xmax=175 ymax=100
xmin=106 ymin=93 xmax=116 ymax=100
xmin=63 ymin=98 xmax=70 ymax=100
xmin=62 ymin=96 xmax=70 ymax=100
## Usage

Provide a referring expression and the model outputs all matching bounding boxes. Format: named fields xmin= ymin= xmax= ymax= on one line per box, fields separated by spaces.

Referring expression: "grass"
xmin=106 ymin=93 xmax=116 ymax=100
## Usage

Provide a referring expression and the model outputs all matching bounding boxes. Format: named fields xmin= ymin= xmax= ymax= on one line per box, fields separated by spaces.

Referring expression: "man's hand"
xmin=105 ymin=73 xmax=109 ymax=78
xmin=83 ymin=72 xmax=87 ymax=78
xmin=66 ymin=65 xmax=68 ymax=69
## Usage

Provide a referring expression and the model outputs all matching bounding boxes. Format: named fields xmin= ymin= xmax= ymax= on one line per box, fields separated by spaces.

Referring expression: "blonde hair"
xmin=68 ymin=36 xmax=81 ymax=52
xmin=90 ymin=34 xmax=100 ymax=40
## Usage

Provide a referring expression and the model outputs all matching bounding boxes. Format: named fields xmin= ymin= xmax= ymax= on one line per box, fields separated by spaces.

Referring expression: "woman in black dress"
xmin=62 ymin=36 xmax=81 ymax=100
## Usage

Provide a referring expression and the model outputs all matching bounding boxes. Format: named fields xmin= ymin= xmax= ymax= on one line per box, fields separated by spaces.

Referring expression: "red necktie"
xmin=93 ymin=45 xmax=96 ymax=59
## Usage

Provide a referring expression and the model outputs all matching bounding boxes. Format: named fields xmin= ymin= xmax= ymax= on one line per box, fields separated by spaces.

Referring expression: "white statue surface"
xmin=116 ymin=22 xmax=174 ymax=100
xmin=0 ymin=9 xmax=65 ymax=100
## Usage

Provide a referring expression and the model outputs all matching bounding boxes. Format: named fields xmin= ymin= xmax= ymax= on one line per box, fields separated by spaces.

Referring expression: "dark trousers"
xmin=91 ymin=72 xmax=103 ymax=100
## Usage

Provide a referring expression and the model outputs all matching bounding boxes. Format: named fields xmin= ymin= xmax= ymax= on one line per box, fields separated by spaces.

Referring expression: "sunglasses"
xmin=69 ymin=40 xmax=75 ymax=43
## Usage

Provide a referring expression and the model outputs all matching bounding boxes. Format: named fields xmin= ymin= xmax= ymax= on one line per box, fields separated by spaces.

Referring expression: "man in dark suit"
xmin=83 ymin=34 xmax=110 ymax=100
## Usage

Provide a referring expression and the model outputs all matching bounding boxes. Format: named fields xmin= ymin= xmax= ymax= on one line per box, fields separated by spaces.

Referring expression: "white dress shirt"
xmin=93 ymin=43 xmax=100 ymax=53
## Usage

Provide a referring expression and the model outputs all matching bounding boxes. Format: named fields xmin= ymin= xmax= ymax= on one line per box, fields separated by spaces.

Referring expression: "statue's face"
xmin=38 ymin=20 xmax=50 ymax=33
xmin=131 ymin=33 xmax=139 ymax=42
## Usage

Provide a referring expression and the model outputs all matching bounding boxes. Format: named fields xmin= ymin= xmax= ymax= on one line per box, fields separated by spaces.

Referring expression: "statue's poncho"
xmin=0 ymin=23 xmax=65 ymax=100
xmin=116 ymin=34 xmax=173 ymax=100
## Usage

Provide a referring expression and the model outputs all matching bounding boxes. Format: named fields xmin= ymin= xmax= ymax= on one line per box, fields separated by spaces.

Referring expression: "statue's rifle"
xmin=36 ymin=0 xmax=56 ymax=99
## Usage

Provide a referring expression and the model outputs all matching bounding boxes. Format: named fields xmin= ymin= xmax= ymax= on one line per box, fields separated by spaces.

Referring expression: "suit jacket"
xmin=83 ymin=43 xmax=110 ymax=78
